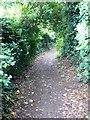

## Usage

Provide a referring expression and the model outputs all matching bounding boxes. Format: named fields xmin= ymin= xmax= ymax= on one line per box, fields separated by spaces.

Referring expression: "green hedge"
xmin=0 ymin=3 xmax=55 ymax=117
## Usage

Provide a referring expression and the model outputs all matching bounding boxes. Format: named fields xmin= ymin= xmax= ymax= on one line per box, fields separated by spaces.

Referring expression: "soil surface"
xmin=10 ymin=48 xmax=88 ymax=118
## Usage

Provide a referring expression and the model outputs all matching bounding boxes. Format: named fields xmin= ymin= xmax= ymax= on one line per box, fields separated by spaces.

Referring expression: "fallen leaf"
xmin=5 ymin=95 xmax=10 ymax=101
xmin=32 ymin=92 xmax=34 ymax=95
xmin=24 ymin=101 xmax=28 ymax=104
xmin=41 ymin=107 xmax=44 ymax=112
xmin=11 ymin=112 xmax=16 ymax=116
xmin=16 ymin=90 xmax=20 ymax=94
xmin=36 ymin=108 xmax=38 ymax=111
xmin=29 ymin=99 xmax=33 ymax=103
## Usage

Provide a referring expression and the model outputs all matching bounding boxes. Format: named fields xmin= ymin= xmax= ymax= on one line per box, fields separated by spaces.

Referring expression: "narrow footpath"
xmin=10 ymin=49 xmax=88 ymax=118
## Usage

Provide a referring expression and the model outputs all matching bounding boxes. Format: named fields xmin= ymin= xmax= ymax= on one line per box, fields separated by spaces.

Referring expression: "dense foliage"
xmin=76 ymin=0 xmax=89 ymax=82
xmin=0 ymin=0 xmax=89 ymax=118
xmin=0 ymin=2 xmax=55 ymax=118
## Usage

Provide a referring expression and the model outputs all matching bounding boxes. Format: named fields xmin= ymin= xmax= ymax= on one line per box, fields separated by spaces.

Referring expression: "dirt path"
xmin=10 ymin=48 xmax=88 ymax=118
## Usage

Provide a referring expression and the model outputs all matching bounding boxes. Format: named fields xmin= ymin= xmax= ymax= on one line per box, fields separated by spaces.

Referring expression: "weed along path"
xmin=11 ymin=48 xmax=88 ymax=118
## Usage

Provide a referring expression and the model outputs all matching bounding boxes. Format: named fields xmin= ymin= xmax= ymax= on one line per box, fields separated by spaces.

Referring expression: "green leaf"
xmin=10 ymin=61 xmax=16 ymax=66
xmin=24 ymin=101 xmax=28 ymax=105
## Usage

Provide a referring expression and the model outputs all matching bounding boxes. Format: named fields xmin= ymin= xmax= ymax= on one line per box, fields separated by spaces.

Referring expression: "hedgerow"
xmin=0 ymin=2 xmax=55 ymax=118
